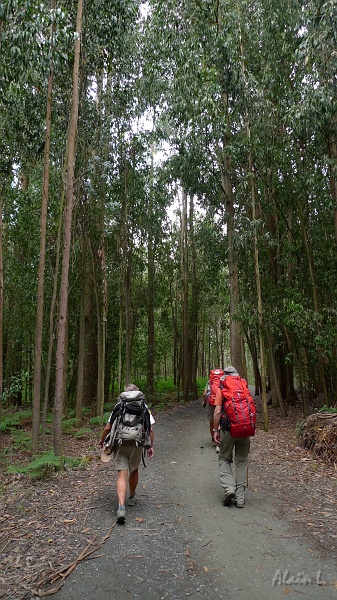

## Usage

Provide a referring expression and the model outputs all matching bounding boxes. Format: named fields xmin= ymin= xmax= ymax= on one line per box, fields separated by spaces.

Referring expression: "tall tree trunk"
xmin=118 ymin=307 xmax=123 ymax=394
xmin=299 ymin=203 xmax=329 ymax=406
xmin=41 ymin=171 xmax=65 ymax=450
xmin=189 ymin=194 xmax=198 ymax=398
xmin=53 ymin=0 xmax=82 ymax=457
xmin=250 ymin=153 xmax=268 ymax=430
xmin=95 ymin=71 xmax=108 ymax=422
xmin=181 ymin=188 xmax=189 ymax=401
xmin=32 ymin=59 xmax=54 ymax=456
xmin=328 ymin=125 xmax=337 ymax=242
xmin=267 ymin=333 xmax=288 ymax=416
xmin=219 ymin=93 xmax=245 ymax=375
xmin=90 ymin=239 xmax=102 ymax=416
xmin=239 ymin=28 xmax=268 ymax=430
xmin=147 ymin=143 xmax=155 ymax=397
xmin=75 ymin=238 xmax=86 ymax=428
xmin=0 ymin=192 xmax=3 ymax=451
xmin=100 ymin=237 xmax=108 ymax=420
xmin=122 ymin=167 xmax=132 ymax=384
xmin=124 ymin=262 xmax=131 ymax=384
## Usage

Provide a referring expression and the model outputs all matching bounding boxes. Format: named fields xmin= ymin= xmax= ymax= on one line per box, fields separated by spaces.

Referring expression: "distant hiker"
xmin=99 ymin=383 xmax=155 ymax=524
xmin=202 ymin=368 xmax=224 ymax=453
xmin=213 ymin=366 xmax=256 ymax=508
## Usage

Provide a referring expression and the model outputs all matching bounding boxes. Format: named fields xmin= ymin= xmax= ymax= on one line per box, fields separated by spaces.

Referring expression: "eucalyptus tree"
xmin=146 ymin=0 xmax=251 ymax=386
xmin=53 ymin=0 xmax=83 ymax=458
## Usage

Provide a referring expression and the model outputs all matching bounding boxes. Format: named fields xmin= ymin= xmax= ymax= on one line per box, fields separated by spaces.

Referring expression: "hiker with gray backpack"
xmin=99 ymin=383 xmax=155 ymax=524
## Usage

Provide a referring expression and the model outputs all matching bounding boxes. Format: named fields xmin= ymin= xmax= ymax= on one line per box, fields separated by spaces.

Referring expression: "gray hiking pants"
xmin=218 ymin=430 xmax=250 ymax=502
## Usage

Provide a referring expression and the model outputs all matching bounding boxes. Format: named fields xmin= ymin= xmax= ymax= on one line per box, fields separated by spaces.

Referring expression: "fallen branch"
xmin=33 ymin=536 xmax=99 ymax=592
xmin=100 ymin=521 xmax=117 ymax=543
xmin=32 ymin=522 xmax=118 ymax=597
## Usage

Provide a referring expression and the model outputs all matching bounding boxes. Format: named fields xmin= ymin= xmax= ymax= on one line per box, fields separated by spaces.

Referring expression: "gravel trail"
xmin=54 ymin=401 xmax=337 ymax=600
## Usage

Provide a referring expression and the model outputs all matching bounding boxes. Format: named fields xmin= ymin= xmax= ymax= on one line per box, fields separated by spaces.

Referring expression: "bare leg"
xmin=129 ymin=468 xmax=139 ymax=497
xmin=117 ymin=469 xmax=128 ymax=506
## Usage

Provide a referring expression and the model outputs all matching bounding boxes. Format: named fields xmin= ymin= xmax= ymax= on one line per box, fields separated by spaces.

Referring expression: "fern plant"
xmin=75 ymin=427 xmax=92 ymax=438
xmin=7 ymin=451 xmax=61 ymax=479
xmin=0 ymin=410 xmax=33 ymax=432
xmin=61 ymin=418 xmax=78 ymax=433
xmin=11 ymin=431 xmax=32 ymax=451
xmin=7 ymin=452 xmax=90 ymax=479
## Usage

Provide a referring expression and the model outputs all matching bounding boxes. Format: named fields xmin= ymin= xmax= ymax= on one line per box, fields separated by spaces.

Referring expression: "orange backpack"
xmin=205 ymin=368 xmax=225 ymax=406
xmin=220 ymin=375 xmax=256 ymax=437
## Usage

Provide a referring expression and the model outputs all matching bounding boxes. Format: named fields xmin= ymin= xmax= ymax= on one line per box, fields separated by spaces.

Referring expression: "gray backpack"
xmin=112 ymin=391 xmax=151 ymax=449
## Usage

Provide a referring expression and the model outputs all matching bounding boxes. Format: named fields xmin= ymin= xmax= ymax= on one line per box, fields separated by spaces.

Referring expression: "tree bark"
xmin=32 ymin=59 xmax=54 ymax=456
xmin=0 ymin=192 xmax=3 ymax=450
xmin=239 ymin=27 xmax=268 ymax=430
xmin=75 ymin=238 xmax=86 ymax=428
xmin=327 ymin=125 xmax=337 ymax=242
xmin=189 ymin=194 xmax=198 ymax=399
xmin=219 ymin=92 xmax=245 ymax=375
xmin=41 ymin=169 xmax=65 ymax=450
xmin=53 ymin=0 xmax=82 ymax=457
xmin=181 ymin=188 xmax=190 ymax=401
xmin=147 ymin=143 xmax=155 ymax=397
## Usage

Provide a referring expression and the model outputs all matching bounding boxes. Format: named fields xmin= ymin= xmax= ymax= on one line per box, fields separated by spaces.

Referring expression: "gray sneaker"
xmin=117 ymin=505 xmax=126 ymax=524
xmin=127 ymin=495 xmax=137 ymax=506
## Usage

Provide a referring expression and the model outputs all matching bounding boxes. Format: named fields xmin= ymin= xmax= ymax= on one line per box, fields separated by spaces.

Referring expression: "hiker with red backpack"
xmin=213 ymin=366 xmax=256 ymax=508
xmin=202 ymin=368 xmax=225 ymax=453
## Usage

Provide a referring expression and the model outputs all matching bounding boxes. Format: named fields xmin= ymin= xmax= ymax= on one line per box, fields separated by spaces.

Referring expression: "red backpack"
xmin=220 ymin=375 xmax=256 ymax=437
xmin=205 ymin=368 xmax=225 ymax=406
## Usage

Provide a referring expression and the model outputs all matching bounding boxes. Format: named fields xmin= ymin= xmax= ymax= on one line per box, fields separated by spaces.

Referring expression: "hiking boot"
xmin=223 ymin=492 xmax=235 ymax=506
xmin=117 ymin=505 xmax=126 ymax=524
xmin=211 ymin=439 xmax=216 ymax=447
xmin=215 ymin=445 xmax=220 ymax=453
xmin=127 ymin=495 xmax=137 ymax=506
xmin=235 ymin=498 xmax=245 ymax=508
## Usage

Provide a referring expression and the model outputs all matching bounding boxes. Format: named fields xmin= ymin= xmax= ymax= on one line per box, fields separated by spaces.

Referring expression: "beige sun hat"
xmin=100 ymin=445 xmax=112 ymax=463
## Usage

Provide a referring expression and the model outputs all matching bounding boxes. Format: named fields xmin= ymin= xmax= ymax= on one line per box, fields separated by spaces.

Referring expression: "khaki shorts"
xmin=206 ymin=403 xmax=215 ymax=422
xmin=113 ymin=444 xmax=143 ymax=472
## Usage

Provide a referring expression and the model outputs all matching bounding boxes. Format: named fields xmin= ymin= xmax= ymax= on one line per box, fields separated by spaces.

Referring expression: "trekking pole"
xmin=200 ymin=406 xmax=206 ymax=448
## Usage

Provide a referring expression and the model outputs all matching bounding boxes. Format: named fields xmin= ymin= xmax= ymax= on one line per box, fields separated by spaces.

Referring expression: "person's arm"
xmin=99 ymin=423 xmax=112 ymax=447
xmin=213 ymin=388 xmax=223 ymax=443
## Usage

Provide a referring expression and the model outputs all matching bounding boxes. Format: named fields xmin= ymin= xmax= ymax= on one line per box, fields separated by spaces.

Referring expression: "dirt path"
xmin=53 ymin=401 xmax=337 ymax=600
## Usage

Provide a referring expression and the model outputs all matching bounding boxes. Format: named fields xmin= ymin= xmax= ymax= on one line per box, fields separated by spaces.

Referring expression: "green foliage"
xmin=317 ymin=406 xmax=337 ymax=414
xmin=74 ymin=427 xmax=93 ymax=438
xmin=7 ymin=452 xmax=89 ymax=479
xmin=64 ymin=456 xmax=90 ymax=470
xmin=0 ymin=410 xmax=33 ymax=432
xmin=11 ymin=431 xmax=32 ymax=452
xmin=7 ymin=452 xmax=61 ymax=479
xmin=61 ymin=418 xmax=78 ymax=434
xmin=1 ymin=375 xmax=29 ymax=406
xmin=155 ymin=377 xmax=176 ymax=394
xmin=196 ymin=377 xmax=208 ymax=397
xmin=89 ymin=412 xmax=111 ymax=426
